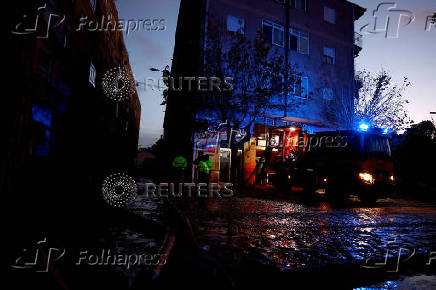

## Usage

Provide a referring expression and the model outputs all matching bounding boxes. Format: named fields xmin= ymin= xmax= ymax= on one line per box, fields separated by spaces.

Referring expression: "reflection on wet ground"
xmin=93 ymin=184 xmax=435 ymax=287
xmin=95 ymin=195 xmax=167 ymax=285
xmin=186 ymin=197 xmax=436 ymax=272
xmin=355 ymin=274 xmax=436 ymax=289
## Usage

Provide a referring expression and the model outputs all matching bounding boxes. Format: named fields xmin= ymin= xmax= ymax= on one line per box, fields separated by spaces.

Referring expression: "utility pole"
xmin=284 ymin=0 xmax=290 ymax=118
xmin=272 ymin=0 xmax=291 ymax=118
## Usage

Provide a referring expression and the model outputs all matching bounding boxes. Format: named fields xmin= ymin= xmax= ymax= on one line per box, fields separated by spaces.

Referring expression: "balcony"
xmin=354 ymin=32 xmax=363 ymax=57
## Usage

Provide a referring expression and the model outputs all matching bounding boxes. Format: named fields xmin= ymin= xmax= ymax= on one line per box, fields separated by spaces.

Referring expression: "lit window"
xmin=32 ymin=105 xmax=52 ymax=127
xmin=32 ymin=105 xmax=52 ymax=157
xmin=262 ymin=20 xmax=284 ymax=47
xmin=323 ymin=46 xmax=335 ymax=64
xmin=227 ymin=15 xmax=245 ymax=34
xmin=324 ymin=6 xmax=336 ymax=24
xmin=290 ymin=28 xmax=309 ymax=54
xmin=89 ymin=62 xmax=96 ymax=87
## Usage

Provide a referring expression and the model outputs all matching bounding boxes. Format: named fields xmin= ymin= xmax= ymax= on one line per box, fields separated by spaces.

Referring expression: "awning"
xmin=264 ymin=114 xmax=330 ymax=128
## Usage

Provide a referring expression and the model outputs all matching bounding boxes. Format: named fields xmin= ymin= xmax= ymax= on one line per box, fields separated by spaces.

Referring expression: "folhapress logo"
xmin=11 ymin=237 xmax=65 ymax=273
xmin=360 ymin=3 xmax=435 ymax=38
xmin=11 ymin=4 xmax=65 ymax=39
xmin=360 ymin=2 xmax=415 ymax=38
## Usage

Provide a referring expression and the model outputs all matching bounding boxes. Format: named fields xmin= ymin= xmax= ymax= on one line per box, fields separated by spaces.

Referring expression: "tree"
xmin=194 ymin=23 xmax=303 ymax=181
xmin=393 ymin=120 xmax=436 ymax=198
xmin=315 ymin=70 xmax=412 ymax=131
xmin=355 ymin=70 xmax=412 ymax=131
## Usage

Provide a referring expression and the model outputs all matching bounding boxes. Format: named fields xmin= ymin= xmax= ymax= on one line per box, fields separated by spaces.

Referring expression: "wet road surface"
xmin=184 ymin=195 xmax=436 ymax=287
xmin=97 ymin=179 xmax=436 ymax=288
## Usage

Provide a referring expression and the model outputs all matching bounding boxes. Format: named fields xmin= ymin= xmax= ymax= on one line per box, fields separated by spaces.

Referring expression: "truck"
xmin=273 ymin=129 xmax=395 ymax=203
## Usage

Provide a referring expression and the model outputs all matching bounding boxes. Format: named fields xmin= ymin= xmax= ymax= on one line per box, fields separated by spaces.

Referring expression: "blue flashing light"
xmin=382 ymin=128 xmax=389 ymax=134
xmin=359 ymin=123 xmax=369 ymax=132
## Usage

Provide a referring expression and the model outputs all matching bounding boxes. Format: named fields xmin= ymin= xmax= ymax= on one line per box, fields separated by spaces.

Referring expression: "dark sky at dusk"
xmin=117 ymin=0 xmax=435 ymax=147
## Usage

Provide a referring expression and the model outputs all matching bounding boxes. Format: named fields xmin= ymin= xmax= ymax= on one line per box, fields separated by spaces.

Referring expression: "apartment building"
xmin=164 ymin=0 xmax=365 ymax=181
xmin=3 ymin=0 xmax=141 ymax=197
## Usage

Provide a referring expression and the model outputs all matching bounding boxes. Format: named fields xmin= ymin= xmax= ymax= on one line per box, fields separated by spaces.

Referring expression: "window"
xmin=227 ymin=15 xmax=245 ymax=34
xmin=89 ymin=62 xmax=96 ymax=87
xmin=90 ymin=0 xmax=97 ymax=12
xmin=262 ymin=20 xmax=284 ymax=47
xmin=324 ymin=6 xmax=336 ymax=24
xmin=293 ymin=0 xmax=307 ymax=12
xmin=32 ymin=105 xmax=52 ymax=127
xmin=365 ymin=136 xmax=391 ymax=156
xmin=323 ymin=46 xmax=335 ymax=64
xmin=298 ymin=76 xmax=309 ymax=98
xmin=290 ymin=28 xmax=309 ymax=54
xmin=32 ymin=105 xmax=52 ymax=157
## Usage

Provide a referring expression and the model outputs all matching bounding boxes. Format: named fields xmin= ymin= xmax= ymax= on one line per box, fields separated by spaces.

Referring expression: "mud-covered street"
xmin=182 ymin=194 xmax=436 ymax=288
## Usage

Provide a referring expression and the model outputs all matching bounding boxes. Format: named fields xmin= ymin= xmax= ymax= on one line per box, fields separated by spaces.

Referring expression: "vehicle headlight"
xmin=359 ymin=172 xmax=374 ymax=184
xmin=390 ymin=175 xmax=394 ymax=182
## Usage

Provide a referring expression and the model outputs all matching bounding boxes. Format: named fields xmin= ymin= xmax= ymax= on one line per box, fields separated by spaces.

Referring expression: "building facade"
xmin=3 ymin=0 xmax=141 ymax=198
xmin=165 ymin=0 xmax=365 ymax=182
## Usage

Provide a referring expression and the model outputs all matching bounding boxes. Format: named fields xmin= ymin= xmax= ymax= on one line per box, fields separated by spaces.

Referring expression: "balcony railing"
xmin=354 ymin=32 xmax=363 ymax=48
